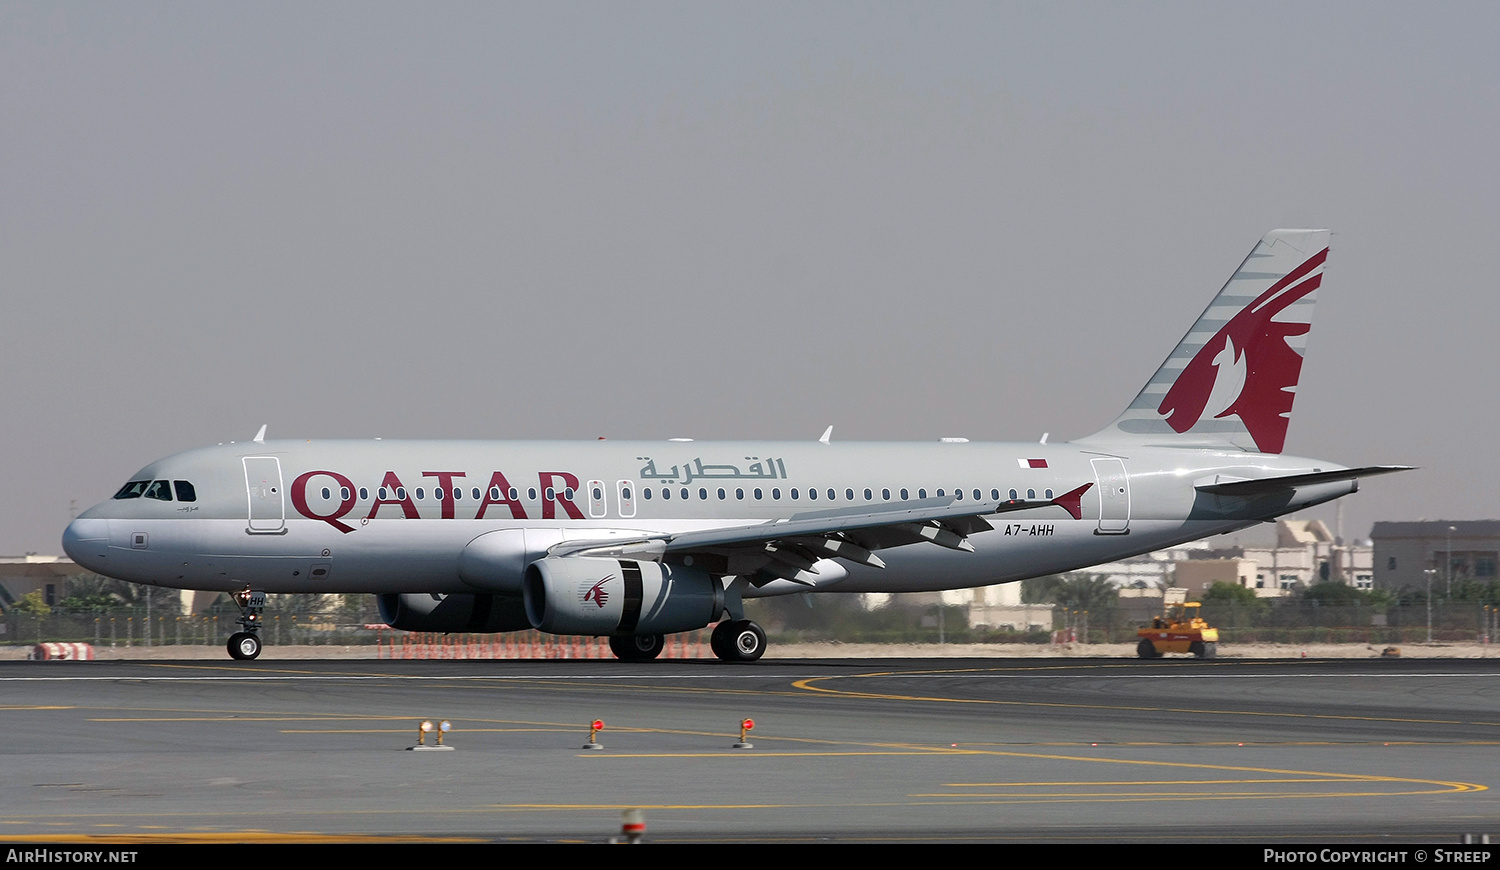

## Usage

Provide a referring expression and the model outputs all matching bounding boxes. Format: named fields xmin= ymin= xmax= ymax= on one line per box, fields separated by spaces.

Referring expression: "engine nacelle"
xmin=523 ymin=557 xmax=723 ymax=636
xmin=376 ymin=592 xmax=532 ymax=633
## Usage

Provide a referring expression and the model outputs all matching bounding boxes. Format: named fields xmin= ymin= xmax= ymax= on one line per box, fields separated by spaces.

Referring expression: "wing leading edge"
xmin=548 ymin=483 xmax=1093 ymax=587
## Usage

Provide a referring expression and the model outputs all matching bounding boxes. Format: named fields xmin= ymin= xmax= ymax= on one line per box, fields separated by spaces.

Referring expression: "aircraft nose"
xmin=62 ymin=517 xmax=110 ymax=572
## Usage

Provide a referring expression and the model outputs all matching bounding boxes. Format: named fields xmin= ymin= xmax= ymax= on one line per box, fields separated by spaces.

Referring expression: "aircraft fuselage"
xmin=63 ymin=438 xmax=1353 ymax=596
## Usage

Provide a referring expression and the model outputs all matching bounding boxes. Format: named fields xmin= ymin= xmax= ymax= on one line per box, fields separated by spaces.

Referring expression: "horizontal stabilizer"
xmin=1194 ymin=466 xmax=1414 ymax=497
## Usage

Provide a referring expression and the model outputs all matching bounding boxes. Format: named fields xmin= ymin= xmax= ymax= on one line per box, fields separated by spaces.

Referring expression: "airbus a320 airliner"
xmin=63 ymin=229 xmax=1406 ymax=661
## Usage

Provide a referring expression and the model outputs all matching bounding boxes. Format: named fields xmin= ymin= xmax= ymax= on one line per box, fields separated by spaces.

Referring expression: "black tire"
xmin=609 ymin=634 xmax=665 ymax=662
xmin=710 ymin=621 xmax=735 ymax=661
xmin=1136 ymin=638 xmax=1158 ymax=659
xmin=728 ymin=620 xmax=766 ymax=662
xmin=1190 ymin=640 xmax=1206 ymax=658
xmin=227 ymin=632 xmax=262 ymax=661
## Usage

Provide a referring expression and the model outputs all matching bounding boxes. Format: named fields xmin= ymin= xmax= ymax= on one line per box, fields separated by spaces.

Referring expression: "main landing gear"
xmin=606 ymin=620 xmax=769 ymax=663
xmin=226 ymin=587 xmax=267 ymax=661
xmin=609 ymin=634 xmax=665 ymax=662
xmin=711 ymin=620 xmax=766 ymax=663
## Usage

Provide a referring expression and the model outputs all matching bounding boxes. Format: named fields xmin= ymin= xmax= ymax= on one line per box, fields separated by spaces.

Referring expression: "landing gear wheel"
xmin=609 ymin=634 xmax=665 ymax=662
xmin=1136 ymin=638 xmax=1159 ymax=659
xmin=226 ymin=586 xmax=268 ymax=661
xmin=727 ymin=620 xmax=766 ymax=662
xmin=227 ymin=632 xmax=262 ymax=661
xmin=710 ymin=621 xmax=735 ymax=661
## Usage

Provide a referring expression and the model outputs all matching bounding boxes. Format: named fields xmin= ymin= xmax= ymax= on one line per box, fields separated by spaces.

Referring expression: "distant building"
xmin=1172 ymin=558 xmax=1261 ymax=598
xmin=1085 ymin=520 xmax=1372 ymax=597
xmin=953 ymin=581 xmax=1055 ymax=632
xmin=1080 ymin=540 xmax=1214 ymax=589
xmin=1370 ymin=520 xmax=1500 ymax=593
xmin=0 ymin=555 xmax=199 ymax=615
xmin=0 ymin=555 xmax=82 ymax=609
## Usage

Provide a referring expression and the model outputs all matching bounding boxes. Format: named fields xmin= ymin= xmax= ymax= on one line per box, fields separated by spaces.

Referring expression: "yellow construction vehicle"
xmin=1137 ymin=601 xmax=1218 ymax=659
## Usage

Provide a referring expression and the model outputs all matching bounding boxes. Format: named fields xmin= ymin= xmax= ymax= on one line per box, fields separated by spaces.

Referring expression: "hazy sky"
xmin=4 ymin=2 xmax=1498 ymax=554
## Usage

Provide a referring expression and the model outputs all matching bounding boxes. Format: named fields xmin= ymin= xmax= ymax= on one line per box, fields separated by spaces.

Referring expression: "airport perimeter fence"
xmin=1045 ymin=601 xmax=1498 ymax=646
xmin=2 ymin=600 xmax=1496 ymax=650
xmin=0 ymin=609 xmax=383 ymax=650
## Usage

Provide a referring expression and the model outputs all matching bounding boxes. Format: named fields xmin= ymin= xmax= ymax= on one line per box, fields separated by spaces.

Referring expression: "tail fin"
xmin=1077 ymin=229 xmax=1331 ymax=454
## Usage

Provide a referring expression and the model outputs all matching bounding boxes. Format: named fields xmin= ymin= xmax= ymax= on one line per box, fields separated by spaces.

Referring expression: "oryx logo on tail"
xmin=1157 ymin=245 xmax=1328 ymax=454
xmin=1076 ymin=229 xmax=1331 ymax=455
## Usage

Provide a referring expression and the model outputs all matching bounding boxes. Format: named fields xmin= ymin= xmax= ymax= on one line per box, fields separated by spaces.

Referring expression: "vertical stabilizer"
xmin=1077 ymin=229 xmax=1330 ymax=454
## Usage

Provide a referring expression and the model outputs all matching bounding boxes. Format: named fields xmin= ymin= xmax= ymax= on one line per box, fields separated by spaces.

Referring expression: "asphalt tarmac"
xmin=1 ymin=656 xmax=1497 ymax=843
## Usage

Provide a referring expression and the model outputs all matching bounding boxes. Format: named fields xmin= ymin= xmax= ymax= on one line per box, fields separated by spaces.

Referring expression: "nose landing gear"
xmin=226 ymin=587 xmax=267 ymax=660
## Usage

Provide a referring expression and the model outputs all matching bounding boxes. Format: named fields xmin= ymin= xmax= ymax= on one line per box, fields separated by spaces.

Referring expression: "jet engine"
xmin=523 ymin=557 xmax=723 ymax=636
xmin=376 ymin=592 xmax=532 ymax=633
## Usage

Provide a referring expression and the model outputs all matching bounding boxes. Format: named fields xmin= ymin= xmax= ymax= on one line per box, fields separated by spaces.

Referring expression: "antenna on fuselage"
xmin=818 ymin=425 xmax=833 ymax=444
xmin=253 ymin=424 xmax=267 ymax=444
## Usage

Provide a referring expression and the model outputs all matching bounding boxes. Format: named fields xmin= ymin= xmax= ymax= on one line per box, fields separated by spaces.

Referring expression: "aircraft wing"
xmin=548 ymin=483 xmax=1093 ymax=585
xmin=1194 ymin=465 xmax=1414 ymax=497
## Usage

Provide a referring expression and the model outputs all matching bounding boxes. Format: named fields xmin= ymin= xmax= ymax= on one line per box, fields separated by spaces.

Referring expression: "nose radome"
xmin=62 ymin=518 xmax=110 ymax=571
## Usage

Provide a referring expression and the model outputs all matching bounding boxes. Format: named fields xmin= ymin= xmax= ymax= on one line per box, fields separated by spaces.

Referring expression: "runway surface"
xmin=1 ymin=656 xmax=1497 ymax=842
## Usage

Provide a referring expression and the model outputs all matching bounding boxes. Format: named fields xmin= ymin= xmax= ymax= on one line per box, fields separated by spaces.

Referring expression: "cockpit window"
xmin=113 ymin=480 xmax=150 ymax=500
xmin=173 ymin=481 xmax=197 ymax=502
xmin=142 ymin=480 xmax=173 ymax=501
